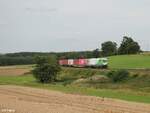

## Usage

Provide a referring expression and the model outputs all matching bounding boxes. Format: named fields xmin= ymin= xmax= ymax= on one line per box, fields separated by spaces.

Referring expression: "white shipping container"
xmin=68 ymin=59 xmax=74 ymax=66
xmin=88 ymin=58 xmax=97 ymax=66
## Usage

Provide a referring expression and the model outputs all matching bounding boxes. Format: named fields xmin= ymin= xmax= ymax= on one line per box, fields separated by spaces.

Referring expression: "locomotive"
xmin=59 ymin=58 xmax=108 ymax=68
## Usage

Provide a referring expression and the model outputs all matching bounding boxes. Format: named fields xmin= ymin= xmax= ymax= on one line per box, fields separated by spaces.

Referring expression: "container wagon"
xmin=59 ymin=59 xmax=68 ymax=66
xmin=59 ymin=58 xmax=108 ymax=68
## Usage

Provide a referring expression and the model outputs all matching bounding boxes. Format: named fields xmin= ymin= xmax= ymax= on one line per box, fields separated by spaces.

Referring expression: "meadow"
xmin=109 ymin=54 xmax=150 ymax=69
xmin=0 ymin=54 xmax=150 ymax=103
xmin=0 ymin=75 xmax=150 ymax=104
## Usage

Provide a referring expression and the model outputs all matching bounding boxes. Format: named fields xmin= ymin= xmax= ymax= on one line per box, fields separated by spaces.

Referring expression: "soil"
xmin=0 ymin=67 xmax=31 ymax=76
xmin=0 ymin=85 xmax=150 ymax=113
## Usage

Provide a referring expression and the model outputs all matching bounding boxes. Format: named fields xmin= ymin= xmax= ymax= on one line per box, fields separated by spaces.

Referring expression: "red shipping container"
xmin=73 ymin=59 xmax=80 ymax=66
xmin=59 ymin=60 xmax=68 ymax=65
xmin=79 ymin=59 xmax=87 ymax=66
xmin=59 ymin=60 xmax=63 ymax=65
xmin=73 ymin=59 xmax=87 ymax=67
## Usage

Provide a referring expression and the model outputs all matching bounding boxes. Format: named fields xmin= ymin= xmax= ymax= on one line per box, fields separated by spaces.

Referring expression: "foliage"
xmin=0 ymin=64 xmax=150 ymax=103
xmin=106 ymin=70 xmax=129 ymax=83
xmin=101 ymin=41 xmax=117 ymax=56
xmin=57 ymin=51 xmax=94 ymax=59
xmin=118 ymin=36 xmax=140 ymax=54
xmin=0 ymin=56 xmax=34 ymax=66
xmin=0 ymin=36 xmax=142 ymax=66
xmin=32 ymin=56 xmax=61 ymax=83
xmin=92 ymin=49 xmax=100 ymax=58
xmin=0 ymin=51 xmax=96 ymax=66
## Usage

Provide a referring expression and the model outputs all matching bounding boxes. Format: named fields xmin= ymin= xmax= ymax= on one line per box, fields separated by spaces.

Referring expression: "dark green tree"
xmin=32 ymin=56 xmax=61 ymax=83
xmin=101 ymin=41 xmax=117 ymax=56
xmin=93 ymin=49 xmax=100 ymax=58
xmin=118 ymin=36 xmax=140 ymax=54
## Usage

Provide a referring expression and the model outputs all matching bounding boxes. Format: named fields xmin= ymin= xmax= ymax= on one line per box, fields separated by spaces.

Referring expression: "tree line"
xmin=0 ymin=36 xmax=141 ymax=66
xmin=0 ymin=56 xmax=35 ymax=66
xmin=101 ymin=36 xmax=140 ymax=56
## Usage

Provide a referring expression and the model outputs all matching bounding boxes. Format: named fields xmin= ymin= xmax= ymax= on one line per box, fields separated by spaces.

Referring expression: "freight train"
xmin=59 ymin=58 xmax=108 ymax=68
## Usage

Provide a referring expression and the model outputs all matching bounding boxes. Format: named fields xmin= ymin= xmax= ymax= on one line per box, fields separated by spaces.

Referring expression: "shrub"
xmin=32 ymin=56 xmax=61 ymax=83
xmin=106 ymin=70 xmax=129 ymax=83
xmin=132 ymin=74 xmax=139 ymax=78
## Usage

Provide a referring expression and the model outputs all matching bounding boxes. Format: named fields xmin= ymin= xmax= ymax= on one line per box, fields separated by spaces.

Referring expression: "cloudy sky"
xmin=0 ymin=0 xmax=150 ymax=53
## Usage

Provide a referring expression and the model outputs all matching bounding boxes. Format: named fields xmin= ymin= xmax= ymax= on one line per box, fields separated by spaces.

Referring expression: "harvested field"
xmin=0 ymin=85 xmax=150 ymax=113
xmin=0 ymin=65 xmax=32 ymax=76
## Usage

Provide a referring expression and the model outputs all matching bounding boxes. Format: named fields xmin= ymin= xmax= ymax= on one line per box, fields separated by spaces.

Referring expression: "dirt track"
xmin=0 ymin=85 xmax=150 ymax=113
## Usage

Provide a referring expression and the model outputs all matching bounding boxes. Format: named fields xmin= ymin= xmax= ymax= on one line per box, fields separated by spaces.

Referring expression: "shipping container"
xmin=59 ymin=60 xmax=63 ymax=65
xmin=73 ymin=59 xmax=80 ymax=66
xmin=59 ymin=59 xmax=68 ymax=66
xmin=68 ymin=59 xmax=74 ymax=66
xmin=79 ymin=59 xmax=88 ymax=66
xmin=88 ymin=58 xmax=97 ymax=66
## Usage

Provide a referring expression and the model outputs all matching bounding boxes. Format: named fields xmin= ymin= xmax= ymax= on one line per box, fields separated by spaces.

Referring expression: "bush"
xmin=106 ymin=70 xmax=129 ymax=83
xmin=32 ymin=56 xmax=61 ymax=83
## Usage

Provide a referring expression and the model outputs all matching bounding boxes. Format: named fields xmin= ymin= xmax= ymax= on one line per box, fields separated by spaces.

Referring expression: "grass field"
xmin=109 ymin=54 xmax=150 ymax=69
xmin=0 ymin=54 xmax=150 ymax=104
xmin=0 ymin=75 xmax=150 ymax=104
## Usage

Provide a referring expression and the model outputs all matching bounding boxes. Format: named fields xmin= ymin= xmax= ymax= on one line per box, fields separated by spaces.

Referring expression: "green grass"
xmin=0 ymin=54 xmax=150 ymax=104
xmin=0 ymin=64 xmax=34 ymax=69
xmin=109 ymin=54 xmax=150 ymax=69
xmin=1 ymin=54 xmax=150 ymax=70
xmin=0 ymin=75 xmax=35 ymax=85
xmin=0 ymin=75 xmax=150 ymax=104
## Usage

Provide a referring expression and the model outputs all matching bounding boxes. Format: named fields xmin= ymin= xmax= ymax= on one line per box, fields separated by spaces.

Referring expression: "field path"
xmin=0 ymin=85 xmax=150 ymax=113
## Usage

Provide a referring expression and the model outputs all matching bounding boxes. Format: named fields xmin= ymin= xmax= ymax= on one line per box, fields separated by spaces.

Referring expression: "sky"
xmin=0 ymin=0 xmax=150 ymax=53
